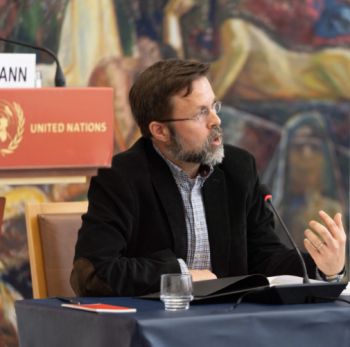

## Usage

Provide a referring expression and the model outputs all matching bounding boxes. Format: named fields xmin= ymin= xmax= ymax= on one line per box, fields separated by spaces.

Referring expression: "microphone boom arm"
xmin=265 ymin=199 xmax=310 ymax=283
xmin=0 ymin=36 xmax=66 ymax=87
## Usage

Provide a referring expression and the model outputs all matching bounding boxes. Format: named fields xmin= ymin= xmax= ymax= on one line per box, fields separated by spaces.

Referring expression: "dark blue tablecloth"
xmin=15 ymin=296 xmax=350 ymax=347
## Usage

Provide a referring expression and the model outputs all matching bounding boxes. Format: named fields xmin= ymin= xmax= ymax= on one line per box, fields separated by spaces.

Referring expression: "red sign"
xmin=0 ymin=88 xmax=114 ymax=171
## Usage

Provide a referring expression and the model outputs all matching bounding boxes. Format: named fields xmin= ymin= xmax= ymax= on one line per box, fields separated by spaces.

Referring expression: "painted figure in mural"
xmin=71 ymin=59 xmax=346 ymax=296
xmin=263 ymin=112 xmax=345 ymax=250
xmin=57 ymin=0 xmax=122 ymax=86
xmin=239 ymin=0 xmax=350 ymax=47
xmin=220 ymin=106 xmax=282 ymax=172
xmin=161 ymin=0 xmax=350 ymax=107
xmin=163 ymin=0 xmax=220 ymax=61
xmin=210 ymin=17 xmax=350 ymax=101
xmin=88 ymin=0 xmax=178 ymax=152
xmin=89 ymin=35 xmax=177 ymax=152
xmin=162 ymin=0 xmax=350 ymax=101
xmin=1 ymin=0 xmax=68 ymax=58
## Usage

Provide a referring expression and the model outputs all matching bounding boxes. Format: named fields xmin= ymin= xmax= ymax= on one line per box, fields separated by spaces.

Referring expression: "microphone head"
xmin=260 ymin=184 xmax=272 ymax=202
xmin=54 ymin=60 xmax=66 ymax=87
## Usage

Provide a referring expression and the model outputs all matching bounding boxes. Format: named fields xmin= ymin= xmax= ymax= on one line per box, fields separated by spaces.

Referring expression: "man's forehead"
xmin=174 ymin=77 xmax=214 ymax=100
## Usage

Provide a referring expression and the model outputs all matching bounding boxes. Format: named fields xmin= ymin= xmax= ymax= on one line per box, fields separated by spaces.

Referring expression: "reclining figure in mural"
xmin=164 ymin=0 xmax=350 ymax=101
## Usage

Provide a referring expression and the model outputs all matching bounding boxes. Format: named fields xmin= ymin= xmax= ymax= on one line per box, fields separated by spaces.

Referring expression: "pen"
xmin=55 ymin=296 xmax=81 ymax=305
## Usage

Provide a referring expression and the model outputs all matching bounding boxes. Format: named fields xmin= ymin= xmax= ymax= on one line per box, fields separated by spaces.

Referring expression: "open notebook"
xmin=141 ymin=274 xmax=347 ymax=304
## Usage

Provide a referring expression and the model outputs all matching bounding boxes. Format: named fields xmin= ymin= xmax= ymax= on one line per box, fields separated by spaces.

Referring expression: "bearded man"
xmin=71 ymin=59 xmax=346 ymax=296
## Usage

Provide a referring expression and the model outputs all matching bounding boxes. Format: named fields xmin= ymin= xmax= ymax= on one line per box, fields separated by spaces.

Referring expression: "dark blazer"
xmin=71 ymin=137 xmax=315 ymax=296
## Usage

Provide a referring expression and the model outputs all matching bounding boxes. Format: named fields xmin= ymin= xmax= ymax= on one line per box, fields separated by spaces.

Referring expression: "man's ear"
xmin=149 ymin=121 xmax=170 ymax=142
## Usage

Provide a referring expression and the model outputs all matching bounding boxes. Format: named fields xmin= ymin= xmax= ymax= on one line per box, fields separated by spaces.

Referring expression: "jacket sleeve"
xmin=70 ymin=163 xmax=180 ymax=297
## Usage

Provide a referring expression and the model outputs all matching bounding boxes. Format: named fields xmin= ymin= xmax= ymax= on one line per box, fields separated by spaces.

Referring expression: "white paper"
xmin=268 ymin=275 xmax=323 ymax=286
xmin=341 ymin=282 xmax=350 ymax=296
xmin=0 ymin=53 xmax=36 ymax=87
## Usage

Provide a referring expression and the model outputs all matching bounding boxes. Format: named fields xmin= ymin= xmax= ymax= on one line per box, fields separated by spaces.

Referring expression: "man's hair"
xmin=129 ymin=59 xmax=209 ymax=138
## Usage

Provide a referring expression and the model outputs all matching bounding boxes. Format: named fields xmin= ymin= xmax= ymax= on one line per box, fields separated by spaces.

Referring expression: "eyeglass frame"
xmin=157 ymin=101 xmax=222 ymax=123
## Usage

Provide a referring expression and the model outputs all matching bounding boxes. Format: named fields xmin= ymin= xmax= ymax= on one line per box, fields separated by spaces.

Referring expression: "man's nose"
xmin=208 ymin=109 xmax=221 ymax=127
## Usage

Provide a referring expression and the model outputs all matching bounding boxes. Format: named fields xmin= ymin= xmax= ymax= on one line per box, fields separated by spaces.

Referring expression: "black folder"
xmin=141 ymin=274 xmax=347 ymax=305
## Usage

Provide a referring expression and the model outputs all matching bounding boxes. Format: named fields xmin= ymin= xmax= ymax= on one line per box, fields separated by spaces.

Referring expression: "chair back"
xmin=25 ymin=201 xmax=88 ymax=298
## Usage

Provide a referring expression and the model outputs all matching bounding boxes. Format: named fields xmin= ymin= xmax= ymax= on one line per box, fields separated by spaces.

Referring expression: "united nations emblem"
xmin=0 ymin=100 xmax=25 ymax=156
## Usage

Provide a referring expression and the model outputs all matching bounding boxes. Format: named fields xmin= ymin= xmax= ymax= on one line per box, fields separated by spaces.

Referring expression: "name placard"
xmin=0 ymin=53 xmax=36 ymax=88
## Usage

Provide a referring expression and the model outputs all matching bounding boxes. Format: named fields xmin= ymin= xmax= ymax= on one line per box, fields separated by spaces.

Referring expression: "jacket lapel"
xmin=202 ymin=168 xmax=231 ymax=277
xmin=145 ymin=141 xmax=187 ymax=260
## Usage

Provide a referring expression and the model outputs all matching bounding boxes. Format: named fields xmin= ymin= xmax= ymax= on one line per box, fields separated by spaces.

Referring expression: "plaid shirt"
xmin=155 ymin=146 xmax=213 ymax=270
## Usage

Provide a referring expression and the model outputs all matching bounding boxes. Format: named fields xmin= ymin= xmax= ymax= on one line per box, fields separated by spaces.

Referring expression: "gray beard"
xmin=167 ymin=126 xmax=224 ymax=166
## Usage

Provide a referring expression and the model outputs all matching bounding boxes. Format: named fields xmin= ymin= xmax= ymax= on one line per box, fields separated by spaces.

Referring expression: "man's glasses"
xmin=158 ymin=101 xmax=222 ymax=123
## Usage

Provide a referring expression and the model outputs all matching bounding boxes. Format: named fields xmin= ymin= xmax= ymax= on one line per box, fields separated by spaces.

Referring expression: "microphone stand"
xmin=264 ymin=196 xmax=310 ymax=284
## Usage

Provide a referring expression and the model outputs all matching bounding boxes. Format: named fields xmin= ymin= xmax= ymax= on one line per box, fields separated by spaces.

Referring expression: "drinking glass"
xmin=160 ymin=274 xmax=193 ymax=311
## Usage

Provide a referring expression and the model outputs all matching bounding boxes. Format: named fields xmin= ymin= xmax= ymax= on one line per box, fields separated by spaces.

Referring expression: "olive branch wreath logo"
xmin=0 ymin=101 xmax=25 ymax=157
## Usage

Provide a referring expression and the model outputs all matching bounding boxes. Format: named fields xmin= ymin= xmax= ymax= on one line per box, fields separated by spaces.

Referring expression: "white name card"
xmin=0 ymin=53 xmax=36 ymax=88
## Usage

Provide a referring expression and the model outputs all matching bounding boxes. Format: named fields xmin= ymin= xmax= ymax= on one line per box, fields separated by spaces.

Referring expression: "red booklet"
xmin=61 ymin=303 xmax=137 ymax=313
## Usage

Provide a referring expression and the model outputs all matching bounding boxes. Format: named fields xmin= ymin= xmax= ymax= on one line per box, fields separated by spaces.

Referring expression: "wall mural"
xmin=0 ymin=0 xmax=349 ymax=344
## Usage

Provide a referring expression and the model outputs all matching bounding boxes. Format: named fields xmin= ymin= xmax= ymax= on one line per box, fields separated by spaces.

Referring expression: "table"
xmin=15 ymin=296 xmax=350 ymax=347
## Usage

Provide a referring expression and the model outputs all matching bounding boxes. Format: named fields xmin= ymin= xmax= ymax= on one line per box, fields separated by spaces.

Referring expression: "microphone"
xmin=0 ymin=36 xmax=66 ymax=87
xmin=260 ymin=184 xmax=310 ymax=284
xmin=235 ymin=184 xmax=347 ymax=304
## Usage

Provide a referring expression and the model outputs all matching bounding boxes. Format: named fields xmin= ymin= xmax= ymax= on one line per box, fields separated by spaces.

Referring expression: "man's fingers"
xmin=304 ymin=238 xmax=321 ymax=260
xmin=304 ymin=229 xmax=327 ymax=252
xmin=334 ymin=212 xmax=344 ymax=230
xmin=318 ymin=210 xmax=344 ymax=240
xmin=307 ymin=221 xmax=336 ymax=249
